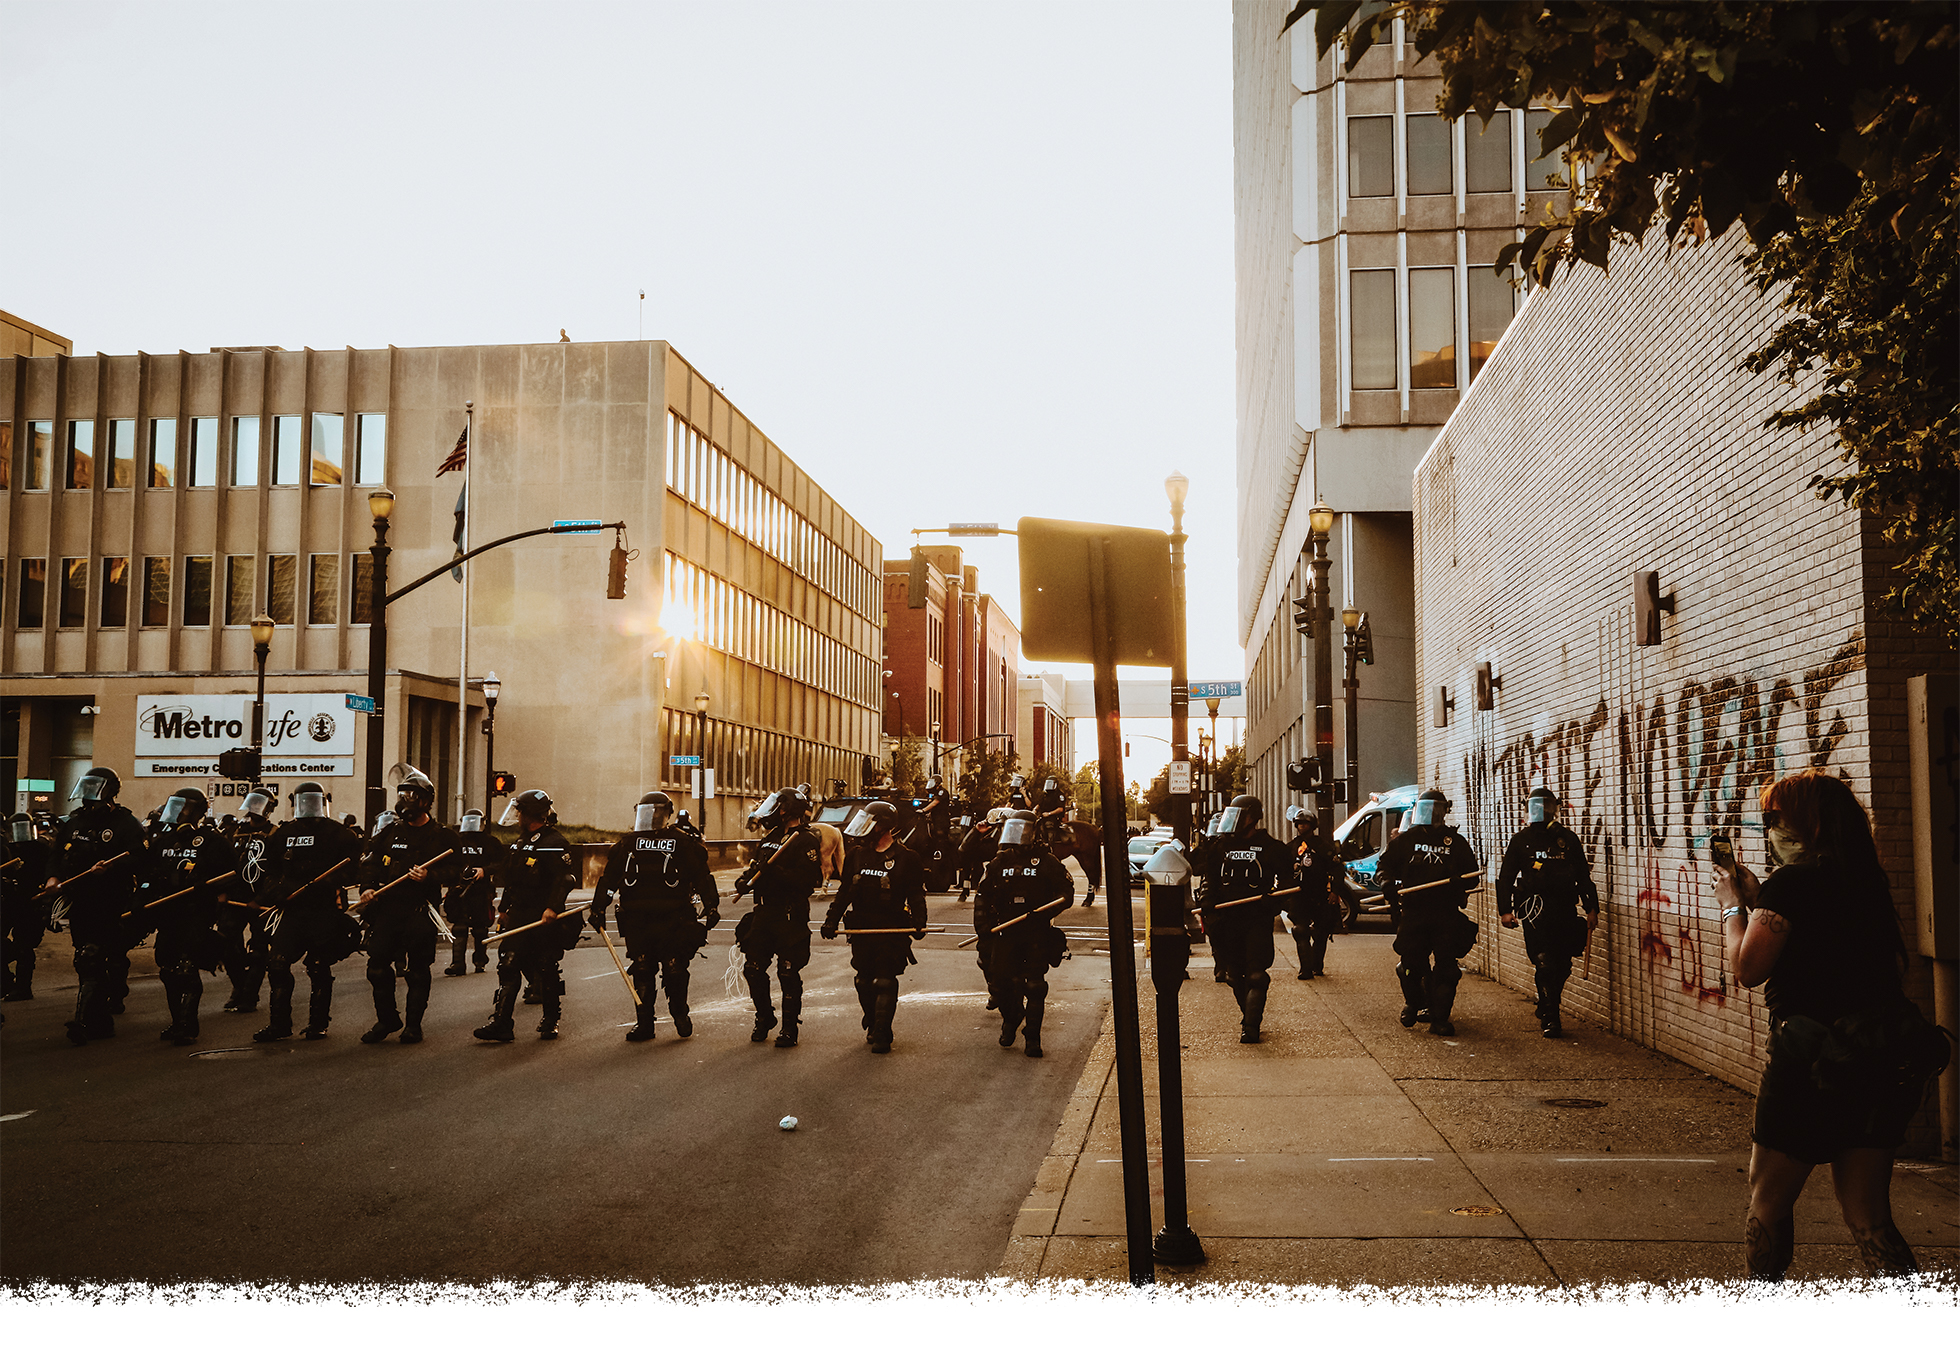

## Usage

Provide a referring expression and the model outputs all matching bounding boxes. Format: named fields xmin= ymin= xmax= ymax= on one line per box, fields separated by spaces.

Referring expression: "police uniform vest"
xmin=358 ymin=821 xmax=459 ymax=910
xmin=141 ymin=822 xmax=235 ymax=923
xmin=499 ymin=825 xmax=578 ymax=926
xmin=746 ymin=827 xmax=823 ymax=905
xmin=268 ymin=817 xmax=361 ymax=907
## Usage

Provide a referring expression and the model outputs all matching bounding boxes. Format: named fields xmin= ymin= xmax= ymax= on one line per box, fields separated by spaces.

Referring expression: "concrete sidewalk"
xmin=1000 ymin=930 xmax=1960 ymax=1288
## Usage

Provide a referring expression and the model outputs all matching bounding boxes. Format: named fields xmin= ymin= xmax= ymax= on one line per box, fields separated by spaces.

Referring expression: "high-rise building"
xmin=881 ymin=545 xmax=1019 ymax=787
xmin=1234 ymin=2 xmax=1569 ymax=816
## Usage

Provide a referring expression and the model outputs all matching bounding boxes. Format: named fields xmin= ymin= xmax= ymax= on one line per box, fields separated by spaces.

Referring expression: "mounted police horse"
xmin=1047 ymin=819 xmax=1104 ymax=896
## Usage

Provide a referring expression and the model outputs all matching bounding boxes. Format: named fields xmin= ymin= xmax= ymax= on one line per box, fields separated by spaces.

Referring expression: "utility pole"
xmin=1307 ymin=502 xmax=1335 ymax=821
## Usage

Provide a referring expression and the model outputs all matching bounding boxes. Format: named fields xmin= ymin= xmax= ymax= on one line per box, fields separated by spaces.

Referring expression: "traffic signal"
xmin=1292 ymin=595 xmax=1314 ymax=637
xmin=1285 ymin=758 xmax=1320 ymax=791
xmin=490 ymin=769 xmax=517 ymax=798
xmin=216 ymin=747 xmax=261 ymax=782
xmin=1355 ymin=611 xmax=1374 ymax=665
xmin=606 ymin=545 xmax=628 ymax=600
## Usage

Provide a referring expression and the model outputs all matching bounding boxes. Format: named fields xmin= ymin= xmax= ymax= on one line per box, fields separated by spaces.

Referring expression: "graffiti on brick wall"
xmin=1446 ymin=631 xmax=1865 ymax=1007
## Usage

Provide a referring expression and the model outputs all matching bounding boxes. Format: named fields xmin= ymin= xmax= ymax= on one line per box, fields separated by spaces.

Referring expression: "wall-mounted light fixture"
xmin=1431 ymin=684 xmax=1456 ymax=728
xmin=1474 ymin=661 xmax=1502 ymax=711
xmin=1635 ymin=571 xmax=1676 ymax=646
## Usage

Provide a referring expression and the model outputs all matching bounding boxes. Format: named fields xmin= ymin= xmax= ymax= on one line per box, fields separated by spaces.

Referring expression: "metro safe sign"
xmin=135 ymin=694 xmax=357 ymax=776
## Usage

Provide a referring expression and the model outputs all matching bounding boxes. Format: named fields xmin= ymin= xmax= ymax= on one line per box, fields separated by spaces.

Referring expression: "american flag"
xmin=436 ymin=427 xmax=467 ymax=476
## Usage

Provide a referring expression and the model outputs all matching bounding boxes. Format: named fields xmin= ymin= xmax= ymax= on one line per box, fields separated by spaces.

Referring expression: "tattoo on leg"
xmin=1850 ymin=1223 xmax=1918 ymax=1276
xmin=1746 ymin=1213 xmax=1794 ymax=1281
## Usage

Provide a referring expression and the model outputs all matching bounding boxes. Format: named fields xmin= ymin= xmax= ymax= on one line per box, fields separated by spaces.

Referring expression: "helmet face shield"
xmin=842 ymin=810 xmax=878 ymax=840
xmin=372 ymin=810 xmax=396 ymax=834
xmin=1527 ymin=796 xmax=1550 ymax=825
xmin=242 ymin=790 xmax=274 ymax=819
xmin=751 ymin=790 xmax=785 ymax=830
xmin=157 ymin=795 xmax=190 ymax=828
xmin=998 ymin=817 xmax=1036 ymax=848
xmin=498 ymin=798 xmax=520 ymax=827
xmin=634 ymin=803 xmax=662 ymax=833
xmin=72 ymin=774 xmax=111 ymax=803
xmin=1409 ymin=799 xmax=1437 ymax=828
xmin=458 ymin=811 xmax=483 ymax=833
xmin=294 ymin=791 xmax=328 ymax=821
xmin=1217 ymin=806 xmax=1248 ymax=838
xmin=11 ymin=815 xmax=34 ymax=844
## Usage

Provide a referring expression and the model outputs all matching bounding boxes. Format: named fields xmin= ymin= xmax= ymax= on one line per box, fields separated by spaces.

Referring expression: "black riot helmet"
xmin=996 ymin=808 xmax=1040 ymax=850
xmin=392 ymin=766 xmax=436 ymax=821
xmin=1285 ymin=804 xmax=1316 ymax=834
xmin=1408 ymin=788 xmax=1452 ymax=829
xmin=1526 ymin=786 xmax=1559 ymax=825
xmin=70 ymin=766 xmax=122 ymax=804
xmin=500 ymin=788 xmax=553 ymax=828
xmin=1044 ymin=778 xmax=1059 ymax=793
xmin=10 ymin=812 xmax=34 ymax=844
xmin=634 ymin=791 xmax=675 ymax=833
xmin=1217 ymin=794 xmax=1263 ymax=839
xmin=458 ymin=809 xmax=485 ymax=834
xmin=925 ymin=774 xmax=942 ymax=793
xmin=752 ymin=788 xmax=810 ymax=833
xmin=241 ymin=789 xmax=275 ymax=820
xmin=157 ymin=787 xmax=210 ymax=829
xmin=291 ymin=782 xmax=329 ymax=821
xmin=843 ymin=799 xmax=899 ymax=844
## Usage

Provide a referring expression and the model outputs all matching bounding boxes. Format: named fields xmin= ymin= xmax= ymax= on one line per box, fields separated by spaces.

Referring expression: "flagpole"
xmin=457 ymin=400 xmax=472 ymax=826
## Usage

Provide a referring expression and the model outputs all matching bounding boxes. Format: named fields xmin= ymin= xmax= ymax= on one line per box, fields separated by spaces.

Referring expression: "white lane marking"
xmin=1095 ymin=1159 xmax=1210 ymax=1164
xmin=1554 ymin=1157 xmax=1717 ymax=1164
xmin=583 ymin=972 xmax=618 ymax=980
xmin=1 ymin=1112 xmax=35 ymax=1122
xmin=1328 ymin=1157 xmax=1435 ymax=1163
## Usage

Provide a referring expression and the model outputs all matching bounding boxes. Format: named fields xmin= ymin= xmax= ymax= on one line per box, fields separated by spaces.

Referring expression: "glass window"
xmin=17 ymin=559 xmax=46 ymax=628
xmin=60 ymin=558 xmax=88 ymax=627
xmin=190 ymin=418 xmax=218 ymax=487
xmin=1468 ymin=264 xmax=1519 ymax=380
xmin=226 ymin=554 xmax=255 ymax=626
xmin=1526 ymin=107 xmax=1565 ymax=190
xmin=183 ymin=556 xmax=213 ymax=626
xmin=267 ymin=554 xmax=297 ymax=625
xmin=1349 ymin=269 xmax=1397 ymax=390
xmin=308 ymin=554 xmax=339 ymax=625
xmin=26 ymin=422 xmax=51 ymax=489
xmin=355 ymin=414 xmax=386 ymax=485
xmin=312 ymin=413 xmax=344 ymax=485
xmin=149 ymin=419 xmax=177 ymax=487
xmin=1347 ymin=116 xmax=1393 ymax=197
xmin=231 ymin=417 xmax=260 ymax=487
xmin=1465 ymin=109 xmax=1512 ymax=194
xmin=108 ymin=420 xmax=136 ymax=488
xmin=1408 ymin=267 xmax=1458 ymax=389
xmin=100 ymin=557 xmax=130 ymax=627
xmin=273 ymin=415 xmax=303 ymax=485
xmin=1405 ymin=114 xmax=1453 ymax=195
xmin=66 ymin=422 xmax=94 ymax=489
xmin=143 ymin=557 xmax=171 ymax=626
xmin=351 ymin=552 xmax=374 ymax=624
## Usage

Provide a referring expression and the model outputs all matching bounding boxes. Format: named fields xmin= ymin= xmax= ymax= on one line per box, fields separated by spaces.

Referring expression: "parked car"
xmin=1331 ymin=784 xmax=1420 ymax=918
xmin=1126 ymin=829 xmax=1176 ymax=887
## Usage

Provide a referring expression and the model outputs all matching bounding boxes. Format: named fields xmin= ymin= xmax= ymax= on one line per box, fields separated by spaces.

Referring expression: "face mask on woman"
xmin=1766 ymin=825 xmax=1811 ymax=867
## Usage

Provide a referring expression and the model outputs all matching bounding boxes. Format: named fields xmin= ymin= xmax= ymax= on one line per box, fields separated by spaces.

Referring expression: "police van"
xmin=1330 ymin=784 xmax=1420 ymax=918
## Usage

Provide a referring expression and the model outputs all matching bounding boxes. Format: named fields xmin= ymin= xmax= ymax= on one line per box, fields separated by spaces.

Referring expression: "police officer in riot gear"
xmin=444 ymin=810 xmax=504 ymax=976
xmin=820 ymin=800 xmax=928 ymax=1055
xmin=1376 ymin=788 xmax=1481 ymax=1036
xmin=591 ymin=790 xmax=718 ymax=1042
xmin=474 ymin=789 xmax=581 ymax=1042
xmin=251 ymin=781 xmax=362 ymax=1042
xmin=1008 ymin=774 xmax=1030 ymax=811
xmin=1200 ymin=794 xmax=1293 ymax=1043
xmin=1283 ymin=806 xmax=1341 ymax=980
xmin=50 ymin=767 xmax=147 ymax=1044
xmin=218 ymin=787 xmax=277 ymax=1015
xmin=974 ymin=809 xmax=1073 ymax=1057
xmin=1497 ymin=787 xmax=1599 ymax=1038
xmin=733 ymin=788 xmax=824 ymax=1047
xmin=135 ymin=788 xmax=237 ymax=1044
xmin=957 ymin=807 xmax=1003 ymax=904
xmin=3 ymin=813 xmax=52 ymax=1001
xmin=355 ymin=769 xmax=459 ymax=1044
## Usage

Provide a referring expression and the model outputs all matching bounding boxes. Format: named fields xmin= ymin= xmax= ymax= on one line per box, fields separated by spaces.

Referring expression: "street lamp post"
xmin=1165 ymin=471 xmax=1191 ymax=848
xmin=1340 ymin=606 xmax=1360 ymax=810
xmin=1307 ymin=501 xmax=1335 ymax=821
xmin=693 ymin=691 xmax=711 ymax=820
xmin=1205 ymin=697 xmax=1222 ymax=817
xmin=930 ymin=720 xmax=940 ymax=778
xmin=364 ymin=489 xmax=394 ymax=826
xmin=481 ymin=671 xmax=500 ymax=812
xmin=249 ymin=614 xmax=274 ymax=785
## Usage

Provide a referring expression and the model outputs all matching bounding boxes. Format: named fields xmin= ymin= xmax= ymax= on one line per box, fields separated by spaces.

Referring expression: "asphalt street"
xmin=0 ymin=875 xmax=1120 ymax=1285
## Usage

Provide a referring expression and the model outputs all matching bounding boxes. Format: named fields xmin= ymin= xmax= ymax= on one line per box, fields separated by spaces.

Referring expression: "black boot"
xmin=626 ymin=990 xmax=657 ymax=1042
xmin=856 ymin=978 xmax=877 ymax=1039
xmin=173 ymin=974 xmax=203 ymax=1043
xmin=2 ymin=947 xmax=33 ymax=1000
xmin=537 ymin=996 xmax=561 ymax=1040
xmin=400 ymin=978 xmax=429 ymax=1043
xmin=362 ymin=978 xmax=403 ymax=1042
xmin=998 ymin=999 xmax=1023 ymax=1048
xmin=775 ymin=994 xmax=801 ymax=1048
xmin=869 ymin=980 xmax=897 ymax=1054
xmin=302 ymin=974 xmax=333 ymax=1040
xmin=666 ymin=963 xmax=692 ymax=1038
xmin=745 ymin=966 xmax=776 ymax=1042
xmin=1023 ymin=987 xmax=1046 ymax=1058
xmin=443 ymin=948 xmax=467 ymax=977
xmin=254 ymin=979 xmax=294 ymax=1042
xmin=160 ymin=976 xmax=185 ymax=1041
xmin=1240 ymin=972 xmax=1268 ymax=1044
xmin=474 ymin=985 xmax=518 ymax=1042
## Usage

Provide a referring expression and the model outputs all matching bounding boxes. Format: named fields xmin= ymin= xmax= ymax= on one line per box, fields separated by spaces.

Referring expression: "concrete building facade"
xmin=3 ymin=340 xmax=882 ymax=838
xmin=1017 ymin=671 xmax=1074 ymax=778
xmin=1413 ymin=226 xmax=1953 ymax=1156
xmin=1 ymin=311 xmax=70 ymax=360
xmin=880 ymin=545 xmax=1019 ymax=787
xmin=1233 ymin=2 xmax=1571 ymax=820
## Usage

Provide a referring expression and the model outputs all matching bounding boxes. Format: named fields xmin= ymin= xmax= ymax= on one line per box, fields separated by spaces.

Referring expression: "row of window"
xmin=2 ymin=414 xmax=386 ymax=491
xmin=1347 ymin=108 xmax=1570 ymax=201
xmin=1350 ymin=263 xmax=1520 ymax=391
xmin=665 ymin=413 xmax=878 ymax=622
xmin=13 ymin=552 xmax=376 ymax=631
xmin=656 ymin=705 xmax=870 ymax=796
xmin=664 ymin=552 xmax=877 ymax=709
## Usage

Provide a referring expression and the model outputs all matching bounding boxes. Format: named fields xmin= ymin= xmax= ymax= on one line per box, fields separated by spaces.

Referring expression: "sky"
xmin=3 ymin=0 xmax=1240 ymax=786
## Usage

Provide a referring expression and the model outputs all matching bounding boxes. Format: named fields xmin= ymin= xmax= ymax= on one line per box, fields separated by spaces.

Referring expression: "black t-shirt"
xmin=1753 ymin=860 xmax=1903 ymax=1024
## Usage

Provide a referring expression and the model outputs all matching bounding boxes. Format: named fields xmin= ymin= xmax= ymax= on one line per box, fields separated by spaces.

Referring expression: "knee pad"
xmin=269 ymin=954 xmax=294 ymax=973
xmin=1245 ymin=969 xmax=1271 ymax=992
xmin=779 ymin=967 xmax=803 ymax=998
xmin=367 ymin=965 xmax=394 ymax=986
xmin=404 ymin=968 xmax=432 ymax=992
xmin=73 ymin=944 xmax=107 ymax=979
xmin=743 ymin=956 xmax=770 ymax=976
xmin=304 ymin=957 xmax=334 ymax=980
xmin=170 ymin=959 xmax=200 ymax=979
xmin=627 ymin=954 xmax=650 ymax=979
xmin=871 ymin=977 xmax=898 ymax=996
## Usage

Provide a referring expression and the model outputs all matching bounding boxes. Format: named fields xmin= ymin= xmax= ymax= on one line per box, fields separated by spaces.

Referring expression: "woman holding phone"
xmin=1718 ymin=768 xmax=1944 ymax=1280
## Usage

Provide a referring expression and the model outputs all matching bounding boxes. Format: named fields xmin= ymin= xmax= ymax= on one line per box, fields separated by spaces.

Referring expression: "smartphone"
xmin=1709 ymin=832 xmax=1736 ymax=876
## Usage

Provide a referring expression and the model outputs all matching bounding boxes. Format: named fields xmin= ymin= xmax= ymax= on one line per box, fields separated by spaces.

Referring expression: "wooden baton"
xmin=354 ymin=849 xmax=456 ymax=908
xmin=483 ymin=900 xmax=591 ymax=945
xmin=230 ymin=857 xmax=355 ymax=912
xmin=0 ymin=857 xmax=21 ymax=872
xmin=1394 ymin=870 xmax=1484 ymax=896
xmin=142 ymin=870 xmax=236 ymax=910
xmin=47 ymin=850 xmax=134 ymax=892
xmin=594 ymin=921 xmax=641 ymax=1008
xmin=990 ymin=897 xmax=1069 ymax=934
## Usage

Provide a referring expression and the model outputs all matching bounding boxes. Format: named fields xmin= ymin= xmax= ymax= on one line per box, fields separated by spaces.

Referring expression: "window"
xmin=1347 ymin=116 xmax=1393 ymax=197
xmin=1349 ymin=269 xmax=1397 ymax=389
xmin=1468 ymin=263 xmax=1519 ymax=380
xmin=108 ymin=420 xmax=135 ymax=488
xmin=24 ymin=421 xmax=53 ymax=490
xmin=309 ymin=554 xmax=339 ymax=624
xmin=351 ymin=552 xmax=374 ymax=624
xmin=1405 ymin=114 xmax=1452 ymax=195
xmin=60 ymin=558 xmax=88 ymax=627
xmin=183 ymin=556 xmax=213 ymax=626
xmin=226 ymin=555 xmax=255 ymax=626
xmin=355 ymin=414 xmax=386 ymax=485
xmin=312 ymin=413 xmax=344 ymax=485
xmin=273 ymin=416 xmax=303 ymax=485
xmin=100 ymin=557 xmax=129 ymax=627
xmin=267 ymin=554 xmax=297 ymax=625
xmin=143 ymin=557 xmax=170 ymax=626
xmin=1526 ymin=107 xmax=1565 ymax=191
xmin=66 ymin=422 xmax=94 ymax=489
xmin=1408 ymin=267 xmax=1458 ymax=389
xmin=190 ymin=418 xmax=218 ymax=487
xmin=231 ymin=417 xmax=260 ymax=487
xmin=1465 ymin=109 xmax=1512 ymax=194
xmin=16 ymin=559 xmax=46 ymax=628
xmin=149 ymin=419 xmax=177 ymax=487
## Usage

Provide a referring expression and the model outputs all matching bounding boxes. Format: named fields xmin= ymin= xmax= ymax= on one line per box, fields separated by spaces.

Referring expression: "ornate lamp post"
xmin=363 ymin=489 xmax=394 ymax=826
xmin=1341 ymin=605 xmax=1360 ymax=811
xmin=249 ymin=613 xmax=274 ymax=785
xmin=1307 ymin=500 xmax=1335 ymax=820
xmin=481 ymin=671 xmax=501 ymax=811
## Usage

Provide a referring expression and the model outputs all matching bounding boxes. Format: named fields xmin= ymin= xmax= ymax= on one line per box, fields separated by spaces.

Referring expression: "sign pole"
xmin=456 ymin=401 xmax=472 ymax=826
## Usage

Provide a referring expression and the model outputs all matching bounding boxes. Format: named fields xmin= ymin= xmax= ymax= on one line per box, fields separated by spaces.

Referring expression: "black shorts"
xmin=1752 ymin=1021 xmax=1926 ymax=1165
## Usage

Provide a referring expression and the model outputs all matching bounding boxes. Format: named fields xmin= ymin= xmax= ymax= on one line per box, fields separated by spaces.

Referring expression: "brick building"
xmin=880 ymin=545 xmax=1018 ymax=785
xmin=1413 ymin=227 xmax=1954 ymax=1156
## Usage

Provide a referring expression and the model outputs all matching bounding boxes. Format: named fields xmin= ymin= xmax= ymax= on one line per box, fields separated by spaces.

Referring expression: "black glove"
xmin=911 ymin=927 xmax=927 ymax=941
xmin=819 ymin=922 xmax=838 ymax=940
xmin=588 ymin=905 xmax=607 ymax=934
xmin=702 ymin=908 xmax=721 ymax=931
